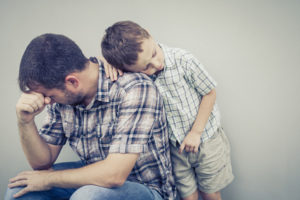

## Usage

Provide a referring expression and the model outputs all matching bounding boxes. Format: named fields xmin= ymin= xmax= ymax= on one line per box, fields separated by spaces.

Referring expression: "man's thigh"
xmin=5 ymin=186 xmax=76 ymax=200
xmin=70 ymin=181 xmax=162 ymax=200
xmin=5 ymin=161 xmax=84 ymax=200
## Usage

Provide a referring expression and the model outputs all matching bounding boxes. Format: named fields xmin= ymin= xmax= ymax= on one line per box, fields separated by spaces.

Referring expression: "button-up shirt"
xmin=39 ymin=62 xmax=176 ymax=199
xmin=152 ymin=44 xmax=221 ymax=145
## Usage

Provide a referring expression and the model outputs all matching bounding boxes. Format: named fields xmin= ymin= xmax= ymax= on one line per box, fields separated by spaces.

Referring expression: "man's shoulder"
xmin=113 ymin=72 xmax=156 ymax=92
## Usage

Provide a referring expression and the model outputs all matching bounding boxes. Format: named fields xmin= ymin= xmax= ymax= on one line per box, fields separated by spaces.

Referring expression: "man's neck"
xmin=82 ymin=61 xmax=99 ymax=106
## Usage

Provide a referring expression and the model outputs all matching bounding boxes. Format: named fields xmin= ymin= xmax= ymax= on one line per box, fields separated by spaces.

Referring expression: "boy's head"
xmin=19 ymin=33 xmax=89 ymax=92
xmin=101 ymin=20 xmax=164 ymax=75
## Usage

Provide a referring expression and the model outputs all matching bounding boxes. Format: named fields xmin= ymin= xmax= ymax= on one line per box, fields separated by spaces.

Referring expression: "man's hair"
xmin=101 ymin=20 xmax=150 ymax=71
xmin=19 ymin=33 xmax=88 ymax=92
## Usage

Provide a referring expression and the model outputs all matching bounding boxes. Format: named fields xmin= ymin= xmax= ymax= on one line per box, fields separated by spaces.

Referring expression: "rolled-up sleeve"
xmin=183 ymin=52 xmax=217 ymax=96
xmin=39 ymin=104 xmax=67 ymax=145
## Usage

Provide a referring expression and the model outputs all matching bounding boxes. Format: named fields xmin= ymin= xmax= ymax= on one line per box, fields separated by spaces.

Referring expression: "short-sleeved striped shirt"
xmin=152 ymin=44 xmax=221 ymax=145
xmin=39 ymin=62 xmax=176 ymax=199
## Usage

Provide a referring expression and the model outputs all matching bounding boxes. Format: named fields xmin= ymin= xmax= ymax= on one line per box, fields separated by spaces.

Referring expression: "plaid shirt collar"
xmin=94 ymin=62 xmax=110 ymax=103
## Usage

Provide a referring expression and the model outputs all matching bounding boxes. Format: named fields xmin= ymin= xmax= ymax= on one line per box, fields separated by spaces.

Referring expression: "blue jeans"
xmin=5 ymin=161 xmax=163 ymax=200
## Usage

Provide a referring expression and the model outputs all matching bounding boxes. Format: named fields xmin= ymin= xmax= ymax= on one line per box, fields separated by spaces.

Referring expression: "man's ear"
xmin=65 ymin=75 xmax=79 ymax=89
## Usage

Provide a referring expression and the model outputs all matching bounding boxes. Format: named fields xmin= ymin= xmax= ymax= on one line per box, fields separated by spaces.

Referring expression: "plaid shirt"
xmin=39 ymin=62 xmax=176 ymax=199
xmin=152 ymin=44 xmax=221 ymax=145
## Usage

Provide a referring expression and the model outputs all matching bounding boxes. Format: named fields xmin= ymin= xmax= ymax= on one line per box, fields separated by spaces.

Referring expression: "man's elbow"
xmin=94 ymin=174 xmax=127 ymax=188
xmin=110 ymin=177 xmax=126 ymax=187
xmin=30 ymin=159 xmax=54 ymax=170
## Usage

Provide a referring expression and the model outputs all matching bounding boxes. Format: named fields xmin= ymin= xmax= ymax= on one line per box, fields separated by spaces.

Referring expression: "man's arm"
xmin=9 ymin=153 xmax=139 ymax=198
xmin=16 ymin=92 xmax=62 ymax=169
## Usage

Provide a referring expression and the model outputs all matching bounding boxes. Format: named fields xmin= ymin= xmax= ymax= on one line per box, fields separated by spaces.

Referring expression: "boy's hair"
xmin=101 ymin=20 xmax=150 ymax=71
xmin=19 ymin=33 xmax=88 ymax=92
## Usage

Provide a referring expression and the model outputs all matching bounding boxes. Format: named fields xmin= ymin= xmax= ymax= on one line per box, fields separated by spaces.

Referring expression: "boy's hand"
xmin=179 ymin=130 xmax=202 ymax=154
xmin=16 ymin=92 xmax=51 ymax=124
xmin=98 ymin=56 xmax=123 ymax=81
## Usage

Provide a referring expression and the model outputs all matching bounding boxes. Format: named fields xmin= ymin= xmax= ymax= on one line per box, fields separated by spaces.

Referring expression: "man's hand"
xmin=98 ymin=56 xmax=123 ymax=81
xmin=16 ymin=92 xmax=51 ymax=124
xmin=179 ymin=130 xmax=202 ymax=154
xmin=8 ymin=170 xmax=53 ymax=198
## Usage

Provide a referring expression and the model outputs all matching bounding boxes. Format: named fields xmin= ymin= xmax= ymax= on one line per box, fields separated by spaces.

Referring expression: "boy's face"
xmin=126 ymin=37 xmax=164 ymax=75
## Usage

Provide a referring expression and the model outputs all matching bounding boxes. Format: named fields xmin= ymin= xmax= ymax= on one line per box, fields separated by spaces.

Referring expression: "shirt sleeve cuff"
xmin=109 ymin=143 xmax=148 ymax=154
xmin=40 ymin=133 xmax=67 ymax=145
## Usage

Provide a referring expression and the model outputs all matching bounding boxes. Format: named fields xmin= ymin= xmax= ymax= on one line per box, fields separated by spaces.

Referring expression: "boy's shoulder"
xmin=160 ymin=43 xmax=195 ymax=67
xmin=160 ymin=43 xmax=189 ymax=57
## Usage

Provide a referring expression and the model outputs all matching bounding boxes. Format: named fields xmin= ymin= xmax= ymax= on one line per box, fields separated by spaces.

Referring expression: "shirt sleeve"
xmin=39 ymin=104 xmax=67 ymax=145
xmin=181 ymin=51 xmax=217 ymax=96
xmin=109 ymin=80 xmax=163 ymax=154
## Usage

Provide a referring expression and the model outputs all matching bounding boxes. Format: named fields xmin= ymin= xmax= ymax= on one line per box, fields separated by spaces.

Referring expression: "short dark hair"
xmin=101 ymin=21 xmax=150 ymax=71
xmin=19 ymin=33 xmax=88 ymax=92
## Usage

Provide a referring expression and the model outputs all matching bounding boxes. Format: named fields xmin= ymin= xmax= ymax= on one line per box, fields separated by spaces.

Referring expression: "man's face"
xmin=34 ymin=86 xmax=85 ymax=106
xmin=126 ymin=37 xmax=165 ymax=75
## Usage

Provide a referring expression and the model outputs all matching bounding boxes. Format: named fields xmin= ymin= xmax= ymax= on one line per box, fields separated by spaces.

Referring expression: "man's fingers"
xmin=13 ymin=186 xmax=30 ymax=198
xmin=8 ymin=179 xmax=27 ymax=188
xmin=9 ymin=174 xmax=27 ymax=183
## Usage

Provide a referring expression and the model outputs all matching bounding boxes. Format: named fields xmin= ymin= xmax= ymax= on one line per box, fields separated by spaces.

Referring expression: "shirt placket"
xmin=81 ymin=109 xmax=90 ymax=164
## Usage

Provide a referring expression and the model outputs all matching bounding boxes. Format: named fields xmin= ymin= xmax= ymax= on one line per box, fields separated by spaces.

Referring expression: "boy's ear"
xmin=65 ymin=75 xmax=79 ymax=89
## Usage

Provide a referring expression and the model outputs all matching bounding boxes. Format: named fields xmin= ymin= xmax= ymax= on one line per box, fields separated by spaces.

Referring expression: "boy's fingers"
xmin=103 ymin=63 xmax=110 ymax=78
xmin=179 ymin=143 xmax=185 ymax=154
xmin=118 ymin=69 xmax=123 ymax=76
xmin=112 ymin=67 xmax=118 ymax=81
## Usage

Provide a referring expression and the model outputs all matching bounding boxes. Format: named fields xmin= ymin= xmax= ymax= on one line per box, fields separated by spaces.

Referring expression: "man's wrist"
xmin=46 ymin=170 xmax=57 ymax=188
xmin=17 ymin=119 xmax=35 ymax=128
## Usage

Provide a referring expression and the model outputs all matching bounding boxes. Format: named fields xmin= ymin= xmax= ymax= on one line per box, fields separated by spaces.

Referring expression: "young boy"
xmin=101 ymin=21 xmax=234 ymax=200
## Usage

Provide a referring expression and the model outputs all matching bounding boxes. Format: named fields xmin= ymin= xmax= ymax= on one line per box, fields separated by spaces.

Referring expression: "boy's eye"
xmin=152 ymin=50 xmax=157 ymax=57
xmin=144 ymin=64 xmax=150 ymax=70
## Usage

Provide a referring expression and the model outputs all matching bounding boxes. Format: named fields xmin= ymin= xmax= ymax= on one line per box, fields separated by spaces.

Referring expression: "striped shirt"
xmin=152 ymin=44 xmax=221 ymax=145
xmin=39 ymin=62 xmax=176 ymax=199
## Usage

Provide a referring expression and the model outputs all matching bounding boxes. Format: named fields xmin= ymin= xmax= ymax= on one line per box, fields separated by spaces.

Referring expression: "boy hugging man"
xmin=100 ymin=21 xmax=234 ymax=200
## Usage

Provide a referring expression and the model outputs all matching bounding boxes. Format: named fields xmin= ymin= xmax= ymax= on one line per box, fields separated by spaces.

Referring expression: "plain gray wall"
xmin=1 ymin=0 xmax=299 ymax=199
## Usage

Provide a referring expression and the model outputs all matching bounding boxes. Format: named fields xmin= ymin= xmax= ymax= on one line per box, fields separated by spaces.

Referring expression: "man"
xmin=5 ymin=33 xmax=175 ymax=200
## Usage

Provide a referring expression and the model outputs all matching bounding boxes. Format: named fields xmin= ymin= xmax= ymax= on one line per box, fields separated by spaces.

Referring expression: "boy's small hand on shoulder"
xmin=98 ymin=56 xmax=123 ymax=81
xmin=179 ymin=130 xmax=202 ymax=154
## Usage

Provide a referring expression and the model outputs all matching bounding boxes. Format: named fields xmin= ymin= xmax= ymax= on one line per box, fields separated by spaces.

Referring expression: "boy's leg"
xmin=199 ymin=191 xmax=221 ymax=200
xmin=181 ymin=190 xmax=199 ymax=200
xmin=4 ymin=161 xmax=84 ymax=200
xmin=195 ymin=128 xmax=234 ymax=200
xmin=70 ymin=181 xmax=162 ymax=200
xmin=169 ymin=142 xmax=199 ymax=200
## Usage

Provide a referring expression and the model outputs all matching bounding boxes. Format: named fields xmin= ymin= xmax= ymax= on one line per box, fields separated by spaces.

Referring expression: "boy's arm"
xmin=179 ymin=89 xmax=216 ymax=153
xmin=179 ymin=51 xmax=217 ymax=154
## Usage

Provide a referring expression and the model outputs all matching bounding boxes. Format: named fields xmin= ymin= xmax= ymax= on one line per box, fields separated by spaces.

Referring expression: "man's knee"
xmin=5 ymin=187 xmax=32 ymax=200
xmin=70 ymin=185 xmax=109 ymax=200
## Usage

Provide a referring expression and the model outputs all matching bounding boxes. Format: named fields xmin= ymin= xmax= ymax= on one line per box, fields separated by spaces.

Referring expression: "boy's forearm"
xmin=18 ymin=121 xmax=53 ymax=169
xmin=191 ymin=89 xmax=216 ymax=134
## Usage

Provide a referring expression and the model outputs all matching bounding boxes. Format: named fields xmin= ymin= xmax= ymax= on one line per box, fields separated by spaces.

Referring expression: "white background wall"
xmin=0 ymin=0 xmax=299 ymax=199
